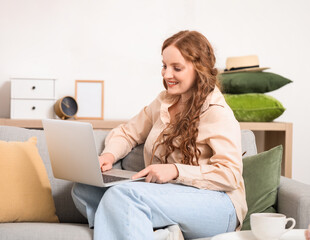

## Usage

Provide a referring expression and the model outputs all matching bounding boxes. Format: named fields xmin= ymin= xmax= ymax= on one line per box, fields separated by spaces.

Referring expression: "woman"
xmin=72 ymin=30 xmax=247 ymax=239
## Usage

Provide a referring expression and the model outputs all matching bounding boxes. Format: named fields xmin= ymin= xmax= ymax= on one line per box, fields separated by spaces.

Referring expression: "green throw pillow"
xmin=224 ymin=94 xmax=285 ymax=122
xmin=241 ymin=145 xmax=283 ymax=230
xmin=219 ymin=72 xmax=292 ymax=94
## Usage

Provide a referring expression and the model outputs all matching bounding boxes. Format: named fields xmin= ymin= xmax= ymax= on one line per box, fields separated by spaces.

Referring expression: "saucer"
xmin=211 ymin=229 xmax=306 ymax=240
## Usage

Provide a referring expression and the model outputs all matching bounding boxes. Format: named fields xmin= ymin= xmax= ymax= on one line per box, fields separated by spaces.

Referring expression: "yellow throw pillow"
xmin=0 ymin=137 xmax=59 ymax=223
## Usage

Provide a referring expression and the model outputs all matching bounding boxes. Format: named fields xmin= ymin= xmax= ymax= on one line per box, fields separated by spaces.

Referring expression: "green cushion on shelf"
xmin=241 ymin=145 xmax=283 ymax=230
xmin=219 ymin=72 xmax=292 ymax=94
xmin=224 ymin=94 xmax=285 ymax=122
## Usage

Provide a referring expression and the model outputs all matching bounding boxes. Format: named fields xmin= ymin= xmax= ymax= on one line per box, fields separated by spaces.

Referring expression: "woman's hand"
xmin=98 ymin=153 xmax=115 ymax=172
xmin=132 ymin=164 xmax=179 ymax=184
xmin=305 ymin=224 xmax=310 ymax=240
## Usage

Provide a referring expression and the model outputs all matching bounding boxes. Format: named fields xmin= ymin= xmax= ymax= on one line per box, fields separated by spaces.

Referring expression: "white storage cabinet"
xmin=10 ymin=78 xmax=56 ymax=119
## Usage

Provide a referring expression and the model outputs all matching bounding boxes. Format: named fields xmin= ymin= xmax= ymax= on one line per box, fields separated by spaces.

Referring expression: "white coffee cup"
xmin=250 ymin=213 xmax=296 ymax=240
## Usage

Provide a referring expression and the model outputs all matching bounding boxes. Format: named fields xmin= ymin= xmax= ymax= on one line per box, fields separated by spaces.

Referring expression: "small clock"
xmin=54 ymin=96 xmax=78 ymax=120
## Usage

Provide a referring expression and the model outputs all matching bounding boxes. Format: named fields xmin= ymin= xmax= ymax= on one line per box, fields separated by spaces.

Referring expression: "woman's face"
xmin=161 ymin=45 xmax=196 ymax=97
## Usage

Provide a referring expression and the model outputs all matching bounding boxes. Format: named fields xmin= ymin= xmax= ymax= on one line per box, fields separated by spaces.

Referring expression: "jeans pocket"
xmin=226 ymin=210 xmax=237 ymax=232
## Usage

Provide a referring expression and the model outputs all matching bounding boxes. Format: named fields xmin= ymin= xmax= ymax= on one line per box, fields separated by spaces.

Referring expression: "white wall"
xmin=1 ymin=0 xmax=310 ymax=183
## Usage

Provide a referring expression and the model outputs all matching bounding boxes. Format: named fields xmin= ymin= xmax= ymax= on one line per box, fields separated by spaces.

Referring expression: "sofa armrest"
xmin=277 ymin=176 xmax=310 ymax=228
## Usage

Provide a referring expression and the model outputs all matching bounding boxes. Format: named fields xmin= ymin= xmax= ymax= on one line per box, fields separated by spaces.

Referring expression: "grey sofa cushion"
xmin=278 ymin=176 xmax=310 ymax=229
xmin=0 ymin=223 xmax=92 ymax=240
xmin=241 ymin=129 xmax=257 ymax=157
xmin=121 ymin=144 xmax=145 ymax=171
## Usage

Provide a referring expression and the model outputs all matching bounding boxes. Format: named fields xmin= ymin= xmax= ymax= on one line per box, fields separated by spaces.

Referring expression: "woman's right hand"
xmin=305 ymin=224 xmax=310 ymax=240
xmin=98 ymin=153 xmax=115 ymax=172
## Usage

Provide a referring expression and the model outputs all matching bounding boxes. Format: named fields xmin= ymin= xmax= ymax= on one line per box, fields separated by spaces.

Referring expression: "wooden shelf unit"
xmin=0 ymin=118 xmax=126 ymax=131
xmin=240 ymin=122 xmax=293 ymax=178
xmin=0 ymin=119 xmax=292 ymax=178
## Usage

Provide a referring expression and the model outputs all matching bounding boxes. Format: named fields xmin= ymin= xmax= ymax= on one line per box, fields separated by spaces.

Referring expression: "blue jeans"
xmin=71 ymin=182 xmax=237 ymax=240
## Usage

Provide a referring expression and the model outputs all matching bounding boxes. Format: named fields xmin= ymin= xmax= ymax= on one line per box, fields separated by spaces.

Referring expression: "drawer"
xmin=11 ymin=99 xmax=55 ymax=119
xmin=11 ymin=79 xmax=55 ymax=99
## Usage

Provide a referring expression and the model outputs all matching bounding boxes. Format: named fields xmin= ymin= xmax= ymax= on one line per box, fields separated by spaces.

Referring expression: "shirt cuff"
xmin=174 ymin=163 xmax=195 ymax=186
xmin=99 ymin=150 xmax=117 ymax=162
xmin=101 ymin=146 xmax=124 ymax=163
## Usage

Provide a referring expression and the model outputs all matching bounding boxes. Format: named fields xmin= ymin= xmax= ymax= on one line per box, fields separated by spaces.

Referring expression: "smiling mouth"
xmin=167 ymin=81 xmax=179 ymax=86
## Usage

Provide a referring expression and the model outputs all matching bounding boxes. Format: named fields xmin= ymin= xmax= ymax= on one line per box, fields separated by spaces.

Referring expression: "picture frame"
xmin=75 ymin=80 xmax=104 ymax=120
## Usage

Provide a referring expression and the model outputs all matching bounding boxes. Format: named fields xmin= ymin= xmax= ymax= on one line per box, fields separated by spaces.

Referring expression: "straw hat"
xmin=221 ymin=55 xmax=269 ymax=74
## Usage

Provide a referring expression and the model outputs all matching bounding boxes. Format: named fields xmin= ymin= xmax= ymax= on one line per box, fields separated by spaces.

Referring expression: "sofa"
xmin=0 ymin=125 xmax=310 ymax=240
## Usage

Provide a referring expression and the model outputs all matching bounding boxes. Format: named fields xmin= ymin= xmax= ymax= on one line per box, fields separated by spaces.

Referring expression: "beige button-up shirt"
xmin=102 ymin=87 xmax=247 ymax=229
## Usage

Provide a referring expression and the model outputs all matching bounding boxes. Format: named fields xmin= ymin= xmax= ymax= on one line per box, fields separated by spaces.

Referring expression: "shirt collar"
xmin=201 ymin=86 xmax=226 ymax=113
xmin=160 ymin=86 xmax=225 ymax=124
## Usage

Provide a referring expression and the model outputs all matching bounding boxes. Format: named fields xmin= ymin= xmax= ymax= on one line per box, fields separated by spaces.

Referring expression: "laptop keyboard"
xmin=102 ymin=174 xmax=129 ymax=183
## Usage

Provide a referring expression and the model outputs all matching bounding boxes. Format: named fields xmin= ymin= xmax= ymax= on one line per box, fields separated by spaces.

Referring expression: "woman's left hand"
xmin=132 ymin=164 xmax=179 ymax=184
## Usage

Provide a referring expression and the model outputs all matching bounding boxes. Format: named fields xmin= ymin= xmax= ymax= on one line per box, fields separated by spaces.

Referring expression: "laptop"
xmin=42 ymin=119 xmax=143 ymax=187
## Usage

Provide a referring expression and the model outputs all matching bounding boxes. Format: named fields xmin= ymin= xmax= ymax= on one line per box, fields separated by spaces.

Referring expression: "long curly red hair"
xmin=152 ymin=30 xmax=220 ymax=166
